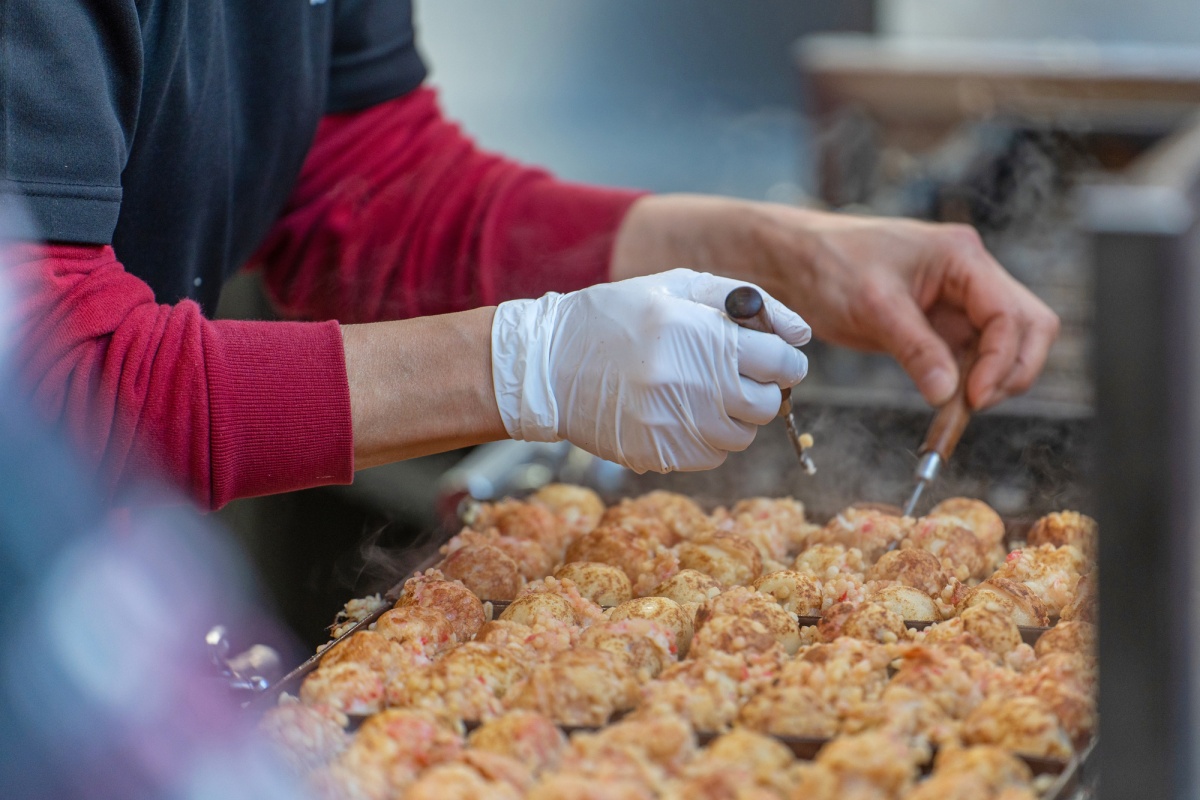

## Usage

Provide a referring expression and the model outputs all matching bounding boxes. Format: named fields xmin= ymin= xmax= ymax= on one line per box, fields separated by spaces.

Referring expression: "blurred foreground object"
xmin=0 ymin=195 xmax=306 ymax=799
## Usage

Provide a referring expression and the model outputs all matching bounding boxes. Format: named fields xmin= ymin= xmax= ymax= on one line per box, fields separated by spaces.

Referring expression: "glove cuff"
xmin=491 ymin=296 xmax=563 ymax=443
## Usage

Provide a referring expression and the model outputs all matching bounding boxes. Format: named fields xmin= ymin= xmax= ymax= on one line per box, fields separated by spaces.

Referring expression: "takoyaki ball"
xmin=935 ymin=604 xmax=1023 ymax=658
xmin=530 ymin=484 xmax=606 ymax=540
xmin=437 ymin=543 xmax=524 ymax=602
xmin=751 ymin=571 xmax=823 ymax=616
xmin=695 ymin=586 xmax=801 ymax=654
xmin=813 ymin=731 xmax=923 ymax=798
xmin=373 ymin=606 xmax=459 ymax=658
xmin=401 ymin=762 xmax=522 ymax=800
xmin=344 ymin=707 xmax=464 ymax=776
xmin=816 ymin=508 xmax=912 ymax=563
xmin=320 ymin=630 xmax=416 ymax=676
xmin=1034 ymin=620 xmax=1097 ymax=660
xmin=689 ymin=614 xmax=782 ymax=659
xmin=962 ymin=696 xmax=1073 ymax=759
xmin=602 ymin=491 xmax=713 ymax=545
xmin=955 ymin=578 xmax=1050 ymax=627
xmin=675 ymin=533 xmax=763 ymax=587
xmin=564 ymin=525 xmax=680 ymax=597
xmin=471 ymin=499 xmax=570 ymax=561
xmin=388 ymin=642 xmax=531 ymax=722
xmin=506 ymin=648 xmax=639 ymax=727
xmin=704 ymin=728 xmax=797 ymax=778
xmin=443 ymin=529 xmax=555 ymax=582
xmin=554 ymin=562 xmax=633 ymax=607
xmin=902 ymin=518 xmax=991 ymax=581
xmin=396 ymin=573 xmax=487 ymax=641
xmin=1060 ymin=572 xmax=1096 ymax=624
xmin=931 ymin=744 xmax=1034 ymax=791
xmin=818 ymin=601 xmax=906 ymax=645
xmin=579 ymin=618 xmax=678 ymax=678
xmin=791 ymin=544 xmax=867 ymax=581
xmin=866 ymin=584 xmax=941 ymax=622
xmin=609 ymin=596 xmax=694 ymax=658
xmin=651 ymin=569 xmax=722 ymax=606
xmin=865 ymin=549 xmax=951 ymax=597
xmin=737 ymin=683 xmax=839 ymax=739
xmin=467 ymin=710 xmax=568 ymax=775
xmin=499 ymin=590 xmax=579 ymax=628
xmin=300 ymin=661 xmax=386 ymax=716
xmin=457 ymin=750 xmax=537 ymax=795
xmin=928 ymin=497 xmax=1007 ymax=551
xmin=475 ymin=619 xmax=577 ymax=660
xmin=514 ymin=577 xmax=607 ymax=626
xmin=992 ymin=544 xmax=1086 ymax=617
xmin=727 ymin=496 xmax=816 ymax=558
xmin=258 ymin=701 xmax=350 ymax=775
xmin=1027 ymin=510 xmax=1097 ymax=565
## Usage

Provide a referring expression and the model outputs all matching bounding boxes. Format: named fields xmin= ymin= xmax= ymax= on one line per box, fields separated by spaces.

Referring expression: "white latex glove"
xmin=491 ymin=268 xmax=811 ymax=473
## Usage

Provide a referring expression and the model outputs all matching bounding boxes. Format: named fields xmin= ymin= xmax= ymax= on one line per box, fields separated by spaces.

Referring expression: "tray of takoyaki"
xmin=255 ymin=485 xmax=1097 ymax=800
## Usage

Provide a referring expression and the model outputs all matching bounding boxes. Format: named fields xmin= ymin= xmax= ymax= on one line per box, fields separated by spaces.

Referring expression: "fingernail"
xmin=923 ymin=367 xmax=955 ymax=404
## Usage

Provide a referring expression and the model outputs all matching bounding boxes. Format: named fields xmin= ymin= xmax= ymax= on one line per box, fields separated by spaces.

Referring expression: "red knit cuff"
xmin=205 ymin=319 xmax=353 ymax=508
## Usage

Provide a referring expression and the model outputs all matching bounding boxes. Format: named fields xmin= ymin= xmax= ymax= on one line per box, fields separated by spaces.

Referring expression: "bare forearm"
xmin=341 ymin=308 xmax=507 ymax=469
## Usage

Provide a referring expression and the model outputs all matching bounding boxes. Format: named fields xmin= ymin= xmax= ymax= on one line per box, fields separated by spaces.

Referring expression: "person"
xmin=1 ymin=1 xmax=1058 ymax=511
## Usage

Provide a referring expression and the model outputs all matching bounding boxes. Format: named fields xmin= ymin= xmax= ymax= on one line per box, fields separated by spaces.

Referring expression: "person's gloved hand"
xmin=491 ymin=268 xmax=810 ymax=473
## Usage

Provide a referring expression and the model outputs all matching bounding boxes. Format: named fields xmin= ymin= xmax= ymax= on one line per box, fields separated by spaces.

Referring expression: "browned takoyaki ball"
xmin=319 ymin=630 xmax=415 ymax=675
xmin=928 ymin=497 xmax=1007 ymax=551
xmin=467 ymin=710 xmax=568 ymax=775
xmin=579 ymin=618 xmax=678 ymax=678
xmin=506 ymin=648 xmax=639 ymax=727
xmin=609 ymin=596 xmax=694 ymax=658
xmin=471 ymin=499 xmax=571 ymax=561
xmin=902 ymin=517 xmax=991 ymax=581
xmin=818 ymin=601 xmax=907 ymax=645
xmin=718 ymin=496 xmax=815 ymax=562
xmin=689 ymin=614 xmax=782 ymax=659
xmin=601 ymin=491 xmax=713 ymax=546
xmin=1026 ymin=510 xmax=1097 ymax=564
xmin=437 ymin=542 xmax=523 ymax=602
xmin=815 ymin=507 xmax=913 ymax=563
xmin=962 ymin=696 xmax=1073 ymax=759
xmin=923 ymin=604 xmax=1023 ymax=659
xmin=866 ymin=584 xmax=941 ymax=622
xmin=695 ymin=586 xmax=801 ymax=654
xmin=865 ymin=549 xmax=951 ymax=597
xmin=955 ymin=578 xmax=1050 ymax=627
xmin=499 ymin=590 xmax=580 ymax=628
xmin=751 ymin=570 xmax=823 ymax=616
xmin=530 ymin=484 xmax=606 ymax=541
xmin=675 ymin=533 xmax=763 ymax=587
xmin=1061 ymin=572 xmax=1096 ymax=623
xmin=652 ymin=569 xmax=723 ymax=606
xmin=396 ymin=573 xmax=487 ymax=641
xmin=1034 ymin=620 xmax=1097 ymax=660
xmin=564 ymin=525 xmax=680 ymax=596
xmin=373 ymin=605 xmax=459 ymax=657
xmin=553 ymin=562 xmax=633 ymax=607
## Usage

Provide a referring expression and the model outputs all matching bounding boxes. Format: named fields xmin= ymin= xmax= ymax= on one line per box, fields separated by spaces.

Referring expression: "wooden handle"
xmin=724 ymin=286 xmax=792 ymax=416
xmin=919 ymin=348 xmax=979 ymax=461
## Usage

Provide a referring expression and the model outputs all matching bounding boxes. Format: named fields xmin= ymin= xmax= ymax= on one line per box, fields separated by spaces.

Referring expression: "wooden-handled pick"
xmin=902 ymin=346 xmax=979 ymax=517
xmin=724 ymin=286 xmax=816 ymax=475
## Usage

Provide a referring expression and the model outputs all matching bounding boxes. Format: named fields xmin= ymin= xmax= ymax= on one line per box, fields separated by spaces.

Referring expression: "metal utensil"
xmin=724 ymin=286 xmax=816 ymax=475
xmin=901 ymin=348 xmax=978 ymax=517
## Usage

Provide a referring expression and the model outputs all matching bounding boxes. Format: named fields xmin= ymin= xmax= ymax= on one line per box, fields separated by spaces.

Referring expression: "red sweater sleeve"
xmin=252 ymin=87 xmax=646 ymax=322
xmin=6 ymin=244 xmax=353 ymax=510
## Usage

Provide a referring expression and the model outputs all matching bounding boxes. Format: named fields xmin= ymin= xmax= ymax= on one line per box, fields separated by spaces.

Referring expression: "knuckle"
xmin=943 ymin=223 xmax=984 ymax=253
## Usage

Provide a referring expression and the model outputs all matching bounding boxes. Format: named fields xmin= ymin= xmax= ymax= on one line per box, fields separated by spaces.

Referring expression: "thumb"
xmin=875 ymin=297 xmax=958 ymax=405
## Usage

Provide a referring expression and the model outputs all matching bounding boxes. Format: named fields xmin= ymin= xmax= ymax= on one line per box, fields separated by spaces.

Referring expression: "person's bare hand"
xmin=612 ymin=195 xmax=1060 ymax=409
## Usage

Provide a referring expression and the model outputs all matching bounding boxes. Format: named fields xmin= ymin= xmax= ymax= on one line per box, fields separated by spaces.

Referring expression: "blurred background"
xmin=216 ymin=0 xmax=1200 ymax=649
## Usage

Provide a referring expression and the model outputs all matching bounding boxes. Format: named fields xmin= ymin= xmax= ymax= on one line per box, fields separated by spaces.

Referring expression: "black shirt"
xmin=1 ymin=0 xmax=426 ymax=313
